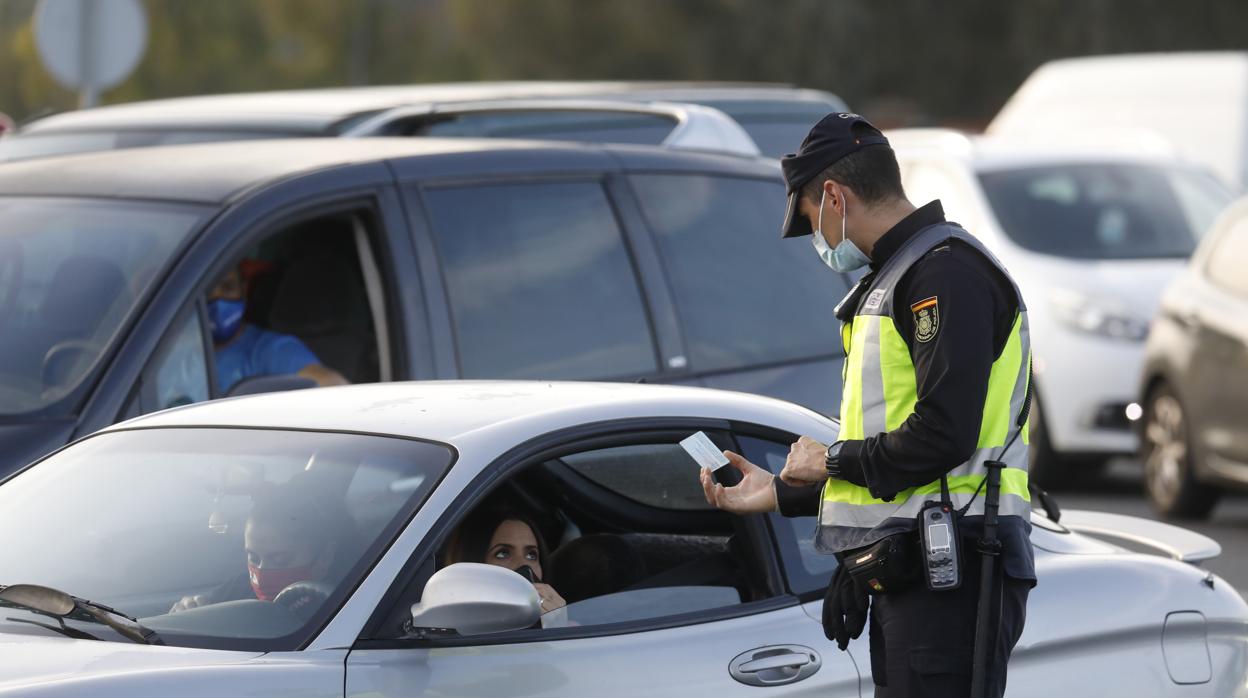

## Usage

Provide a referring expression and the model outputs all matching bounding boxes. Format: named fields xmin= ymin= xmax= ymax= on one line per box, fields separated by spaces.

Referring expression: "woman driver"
xmin=444 ymin=507 xmax=566 ymax=614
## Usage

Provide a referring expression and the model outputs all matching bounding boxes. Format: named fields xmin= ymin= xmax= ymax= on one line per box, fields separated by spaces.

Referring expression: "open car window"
xmin=0 ymin=428 xmax=452 ymax=651
xmin=406 ymin=434 xmax=781 ymax=640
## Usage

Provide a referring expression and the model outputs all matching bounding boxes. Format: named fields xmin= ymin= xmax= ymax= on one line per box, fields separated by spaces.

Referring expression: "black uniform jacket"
xmin=777 ymin=200 xmax=1036 ymax=582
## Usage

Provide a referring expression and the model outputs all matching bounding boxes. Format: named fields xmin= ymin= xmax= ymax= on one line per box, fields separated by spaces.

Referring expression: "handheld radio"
xmin=919 ymin=479 xmax=962 ymax=591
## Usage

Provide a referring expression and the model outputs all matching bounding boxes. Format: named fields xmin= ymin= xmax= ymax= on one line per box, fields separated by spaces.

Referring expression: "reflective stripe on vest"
xmin=816 ymin=223 xmax=1032 ymax=554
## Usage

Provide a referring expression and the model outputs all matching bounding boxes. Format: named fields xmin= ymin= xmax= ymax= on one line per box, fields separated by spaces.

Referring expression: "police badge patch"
xmin=911 ymin=296 xmax=939 ymax=343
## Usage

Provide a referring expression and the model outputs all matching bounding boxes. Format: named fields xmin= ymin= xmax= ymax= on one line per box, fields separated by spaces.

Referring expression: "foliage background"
xmin=2 ymin=0 xmax=1247 ymax=126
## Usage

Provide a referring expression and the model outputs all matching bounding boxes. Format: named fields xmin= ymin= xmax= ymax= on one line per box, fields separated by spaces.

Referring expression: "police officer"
xmin=700 ymin=113 xmax=1034 ymax=697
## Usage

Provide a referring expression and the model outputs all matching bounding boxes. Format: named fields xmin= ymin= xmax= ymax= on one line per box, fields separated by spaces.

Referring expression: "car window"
xmin=410 ymin=110 xmax=677 ymax=146
xmin=630 ymin=174 xmax=847 ymax=373
xmin=145 ymin=307 xmax=211 ymax=412
xmin=0 ymin=197 xmax=205 ymax=417
xmin=978 ymin=163 xmax=1233 ymax=260
xmin=405 ymin=436 xmax=775 ymax=640
xmin=1206 ymin=217 xmax=1248 ymax=296
xmin=0 ymin=427 xmax=453 ymax=651
xmin=737 ymin=435 xmax=837 ymax=596
xmin=424 ymin=181 xmax=658 ymax=380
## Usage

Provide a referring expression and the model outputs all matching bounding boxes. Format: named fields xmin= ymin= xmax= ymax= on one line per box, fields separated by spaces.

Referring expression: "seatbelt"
xmin=970 ymin=360 xmax=1032 ymax=698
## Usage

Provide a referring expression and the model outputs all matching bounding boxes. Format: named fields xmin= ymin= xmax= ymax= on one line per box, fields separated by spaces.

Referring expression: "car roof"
xmin=19 ymin=81 xmax=820 ymax=135
xmin=0 ymin=136 xmax=780 ymax=205
xmin=886 ymin=127 xmax=1189 ymax=171
xmin=103 ymin=381 xmax=833 ymax=448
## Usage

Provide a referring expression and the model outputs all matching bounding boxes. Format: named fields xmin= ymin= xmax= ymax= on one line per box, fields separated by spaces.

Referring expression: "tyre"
xmin=1027 ymin=395 xmax=1107 ymax=489
xmin=1142 ymin=383 xmax=1220 ymax=520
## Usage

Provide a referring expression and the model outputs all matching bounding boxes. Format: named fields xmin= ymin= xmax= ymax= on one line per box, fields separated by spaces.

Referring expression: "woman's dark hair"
xmin=443 ymin=507 xmax=551 ymax=578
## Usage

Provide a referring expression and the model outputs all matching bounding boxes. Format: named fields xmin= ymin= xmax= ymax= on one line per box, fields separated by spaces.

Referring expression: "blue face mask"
xmin=811 ymin=189 xmax=870 ymax=273
xmin=207 ymin=298 xmax=246 ymax=343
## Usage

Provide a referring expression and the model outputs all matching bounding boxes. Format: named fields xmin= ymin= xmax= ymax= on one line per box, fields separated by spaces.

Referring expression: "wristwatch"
xmin=825 ymin=441 xmax=846 ymax=479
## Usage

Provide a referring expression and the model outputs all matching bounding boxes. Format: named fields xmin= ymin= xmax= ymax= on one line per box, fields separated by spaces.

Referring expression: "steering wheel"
xmin=273 ymin=581 xmax=334 ymax=617
xmin=0 ymin=243 xmax=22 ymax=327
xmin=41 ymin=339 xmax=99 ymax=389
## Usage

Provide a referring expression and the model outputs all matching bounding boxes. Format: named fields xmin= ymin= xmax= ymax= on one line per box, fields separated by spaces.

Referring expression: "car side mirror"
xmin=225 ymin=374 xmax=316 ymax=398
xmin=408 ymin=563 xmax=540 ymax=637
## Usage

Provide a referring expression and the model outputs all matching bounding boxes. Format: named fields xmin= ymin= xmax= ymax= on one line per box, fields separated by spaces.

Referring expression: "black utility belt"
xmin=841 ymin=531 xmax=920 ymax=596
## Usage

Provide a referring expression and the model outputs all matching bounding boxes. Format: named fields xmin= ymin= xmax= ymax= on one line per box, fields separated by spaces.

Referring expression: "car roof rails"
xmin=339 ymin=98 xmax=763 ymax=158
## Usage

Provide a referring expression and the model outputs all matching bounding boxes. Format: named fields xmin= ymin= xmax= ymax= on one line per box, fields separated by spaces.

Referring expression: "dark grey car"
xmin=1139 ymin=196 xmax=1248 ymax=518
xmin=0 ymin=138 xmax=852 ymax=477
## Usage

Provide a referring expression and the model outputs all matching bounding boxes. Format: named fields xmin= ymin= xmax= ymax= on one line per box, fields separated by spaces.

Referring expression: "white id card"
xmin=680 ymin=431 xmax=729 ymax=471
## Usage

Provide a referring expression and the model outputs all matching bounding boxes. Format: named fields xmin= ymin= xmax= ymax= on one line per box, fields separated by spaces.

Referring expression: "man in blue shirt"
xmin=208 ymin=267 xmax=347 ymax=393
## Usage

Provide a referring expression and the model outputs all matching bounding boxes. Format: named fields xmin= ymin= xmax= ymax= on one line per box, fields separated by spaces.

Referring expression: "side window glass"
xmin=630 ymin=175 xmax=846 ymax=372
xmin=737 ymin=435 xmax=836 ymax=596
xmin=424 ymin=182 xmax=658 ymax=379
xmin=1207 ymin=219 xmax=1248 ymax=296
xmin=411 ymin=110 xmax=677 ymax=146
xmin=144 ymin=308 xmax=211 ymax=413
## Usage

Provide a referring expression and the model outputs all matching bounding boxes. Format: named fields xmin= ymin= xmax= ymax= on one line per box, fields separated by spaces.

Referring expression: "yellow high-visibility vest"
xmin=817 ymin=223 xmax=1031 ymax=553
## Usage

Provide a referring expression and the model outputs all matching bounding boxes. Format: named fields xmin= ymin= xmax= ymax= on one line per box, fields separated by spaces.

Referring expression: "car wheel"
xmin=1142 ymin=384 xmax=1220 ymax=520
xmin=1028 ymin=395 xmax=1105 ymax=489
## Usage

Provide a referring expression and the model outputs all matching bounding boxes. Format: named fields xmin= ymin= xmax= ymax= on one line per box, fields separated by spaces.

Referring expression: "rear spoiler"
xmin=1060 ymin=509 xmax=1221 ymax=564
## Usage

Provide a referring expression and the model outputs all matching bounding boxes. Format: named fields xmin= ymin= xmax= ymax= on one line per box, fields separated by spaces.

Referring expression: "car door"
xmin=345 ymin=426 xmax=861 ymax=697
xmin=623 ymin=173 xmax=852 ymax=417
xmin=1191 ymin=216 xmax=1248 ymax=470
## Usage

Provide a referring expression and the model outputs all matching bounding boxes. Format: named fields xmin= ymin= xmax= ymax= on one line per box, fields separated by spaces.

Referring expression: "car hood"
xmin=1005 ymin=252 xmax=1187 ymax=319
xmin=0 ymin=633 xmax=260 ymax=693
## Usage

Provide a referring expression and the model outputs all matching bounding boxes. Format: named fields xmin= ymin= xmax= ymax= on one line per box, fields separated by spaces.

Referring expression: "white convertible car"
xmin=0 ymin=382 xmax=1243 ymax=696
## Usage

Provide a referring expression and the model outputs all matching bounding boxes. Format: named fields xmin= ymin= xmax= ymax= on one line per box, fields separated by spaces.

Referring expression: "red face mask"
xmin=248 ymin=563 xmax=316 ymax=601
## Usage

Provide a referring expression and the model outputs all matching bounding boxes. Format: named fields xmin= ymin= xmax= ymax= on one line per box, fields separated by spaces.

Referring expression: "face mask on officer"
xmin=812 ymin=185 xmax=870 ymax=273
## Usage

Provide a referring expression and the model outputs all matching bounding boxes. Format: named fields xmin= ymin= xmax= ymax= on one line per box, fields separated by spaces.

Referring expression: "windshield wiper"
xmin=0 ymin=584 xmax=163 ymax=645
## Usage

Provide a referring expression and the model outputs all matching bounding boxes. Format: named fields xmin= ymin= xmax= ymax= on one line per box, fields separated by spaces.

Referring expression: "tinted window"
xmin=561 ymin=443 xmax=713 ymax=511
xmin=0 ymin=428 xmax=452 ymax=651
xmin=978 ymin=163 xmax=1232 ymax=259
xmin=414 ymin=111 xmax=676 ymax=146
xmin=631 ymin=175 xmax=847 ymax=372
xmin=0 ymin=197 xmax=204 ymax=415
xmin=1206 ymin=218 xmax=1248 ymax=296
xmin=425 ymin=182 xmax=657 ymax=379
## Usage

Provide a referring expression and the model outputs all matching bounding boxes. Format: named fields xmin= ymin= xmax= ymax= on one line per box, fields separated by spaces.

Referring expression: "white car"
xmin=0 ymin=382 xmax=1243 ymax=696
xmin=888 ymin=129 xmax=1234 ymax=483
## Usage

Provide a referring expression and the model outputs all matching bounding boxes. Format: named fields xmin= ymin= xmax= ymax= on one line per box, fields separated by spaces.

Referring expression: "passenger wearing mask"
xmin=444 ymin=508 xmax=566 ymax=615
xmin=170 ymin=474 xmax=356 ymax=614
xmin=207 ymin=265 xmax=347 ymax=394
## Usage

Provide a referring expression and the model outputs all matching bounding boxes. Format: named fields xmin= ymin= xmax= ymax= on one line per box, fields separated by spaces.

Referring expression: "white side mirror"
xmin=409 ymin=563 xmax=540 ymax=636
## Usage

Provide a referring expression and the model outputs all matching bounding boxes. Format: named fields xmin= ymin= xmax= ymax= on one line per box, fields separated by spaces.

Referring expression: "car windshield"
xmin=0 ymin=197 xmax=205 ymax=416
xmin=0 ymin=427 xmax=453 ymax=651
xmin=0 ymin=130 xmax=303 ymax=162
xmin=978 ymin=163 xmax=1233 ymax=260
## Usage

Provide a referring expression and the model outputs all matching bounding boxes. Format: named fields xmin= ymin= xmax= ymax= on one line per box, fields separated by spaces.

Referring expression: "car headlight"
xmin=1048 ymin=289 xmax=1151 ymax=342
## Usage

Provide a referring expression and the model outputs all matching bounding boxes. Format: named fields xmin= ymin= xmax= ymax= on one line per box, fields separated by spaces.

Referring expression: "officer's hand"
xmin=822 ymin=566 xmax=869 ymax=651
xmin=700 ymin=451 xmax=776 ymax=514
xmin=781 ymin=436 xmax=829 ymax=487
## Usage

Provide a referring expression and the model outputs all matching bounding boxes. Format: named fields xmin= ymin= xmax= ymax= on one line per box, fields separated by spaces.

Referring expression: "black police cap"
xmin=779 ymin=112 xmax=889 ymax=238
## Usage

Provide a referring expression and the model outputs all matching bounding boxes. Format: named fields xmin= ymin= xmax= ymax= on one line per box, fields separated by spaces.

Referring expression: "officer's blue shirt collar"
xmin=868 ymin=200 xmax=946 ymax=272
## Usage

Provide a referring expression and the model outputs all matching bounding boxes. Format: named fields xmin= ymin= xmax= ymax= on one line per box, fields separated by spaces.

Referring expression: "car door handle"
xmin=729 ymin=645 xmax=822 ymax=687
xmin=739 ymin=654 xmax=813 ymax=673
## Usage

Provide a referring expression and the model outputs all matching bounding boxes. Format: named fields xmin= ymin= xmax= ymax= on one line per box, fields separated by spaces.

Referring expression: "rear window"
xmin=631 ymin=174 xmax=847 ymax=373
xmin=424 ymin=181 xmax=658 ymax=380
xmin=978 ymin=163 xmax=1232 ymax=260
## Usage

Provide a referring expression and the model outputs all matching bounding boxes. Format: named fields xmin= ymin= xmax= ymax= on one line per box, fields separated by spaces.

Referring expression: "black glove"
xmin=822 ymin=564 xmax=870 ymax=651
